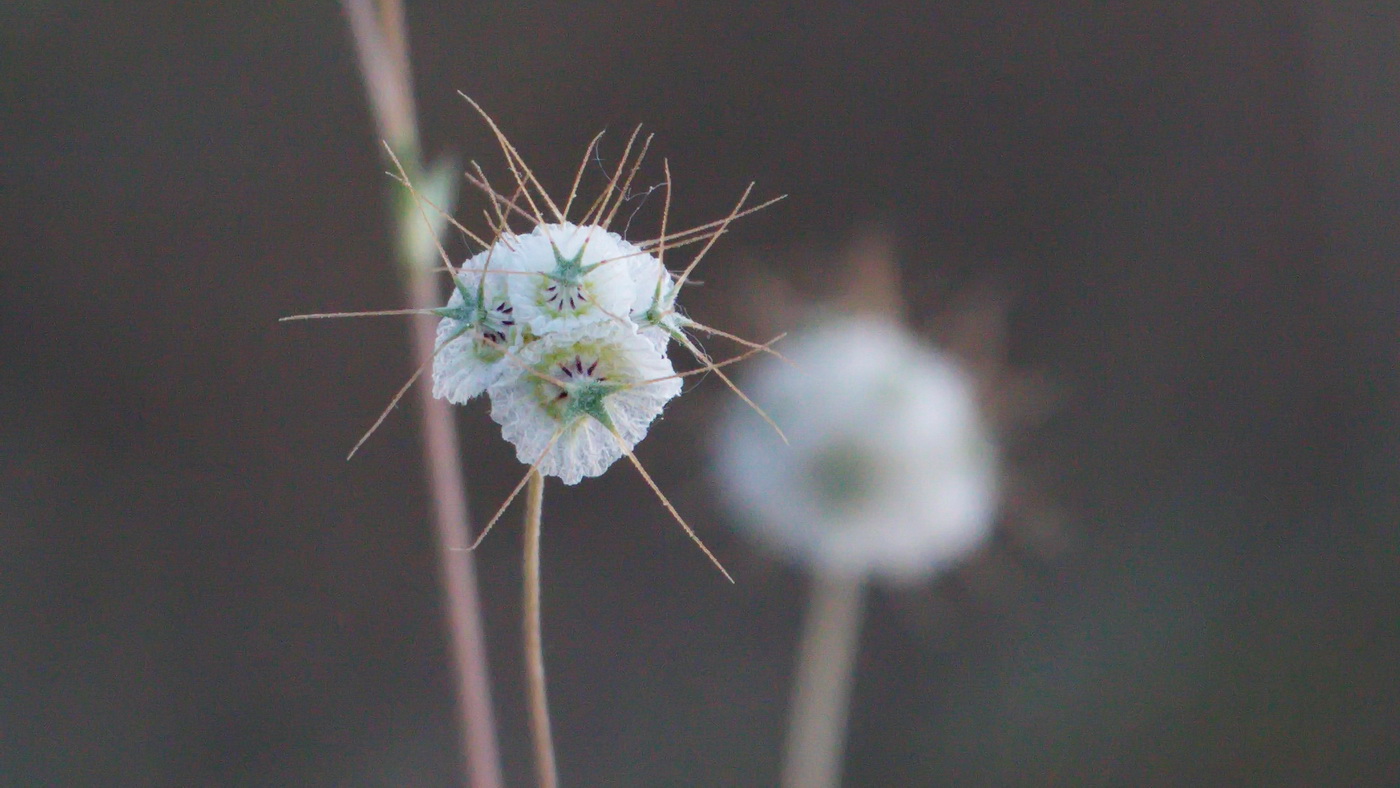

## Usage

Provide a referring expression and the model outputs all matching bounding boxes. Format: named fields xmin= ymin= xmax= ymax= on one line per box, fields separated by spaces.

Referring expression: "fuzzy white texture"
xmin=627 ymin=252 xmax=687 ymax=351
xmin=431 ymin=221 xmax=686 ymax=483
xmin=714 ymin=316 xmax=998 ymax=580
xmin=504 ymin=223 xmax=643 ymax=335
xmin=430 ymin=265 xmax=515 ymax=404
xmin=488 ymin=321 xmax=682 ymax=484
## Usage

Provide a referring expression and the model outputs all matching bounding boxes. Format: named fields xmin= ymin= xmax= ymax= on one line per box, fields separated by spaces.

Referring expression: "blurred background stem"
xmin=780 ymin=235 xmax=899 ymax=788
xmin=781 ymin=572 xmax=866 ymax=788
xmin=340 ymin=2 xmax=504 ymax=786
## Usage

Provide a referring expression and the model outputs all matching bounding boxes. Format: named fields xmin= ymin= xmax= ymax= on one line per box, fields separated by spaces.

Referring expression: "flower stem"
xmin=340 ymin=2 xmax=504 ymax=786
xmin=410 ymin=273 xmax=504 ymax=788
xmin=781 ymin=571 xmax=866 ymax=788
xmin=522 ymin=470 xmax=558 ymax=788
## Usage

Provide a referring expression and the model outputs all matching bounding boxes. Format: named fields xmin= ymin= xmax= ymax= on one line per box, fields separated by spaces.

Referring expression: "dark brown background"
xmin=4 ymin=1 xmax=1398 ymax=785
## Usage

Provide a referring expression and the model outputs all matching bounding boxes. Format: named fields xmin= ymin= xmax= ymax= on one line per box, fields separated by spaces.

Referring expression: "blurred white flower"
xmin=715 ymin=315 xmax=999 ymax=580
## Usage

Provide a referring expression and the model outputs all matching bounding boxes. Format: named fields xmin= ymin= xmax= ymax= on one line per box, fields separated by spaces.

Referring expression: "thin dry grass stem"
xmin=280 ymin=307 xmax=439 ymax=321
xmin=386 ymin=166 xmax=491 ymax=249
xmin=347 ymin=326 xmax=470 ymax=460
xmin=429 ymin=266 xmax=537 ymax=277
xmin=521 ymin=469 xmax=558 ymax=788
xmin=578 ymin=226 xmax=740 ymax=275
xmin=601 ymin=133 xmax=654 ymax=231
xmin=481 ymin=210 xmax=504 ymax=242
xmin=499 ymin=148 xmax=549 ymax=230
xmin=673 ymin=183 xmax=752 ymax=293
xmin=458 ymin=96 xmax=550 ymax=225
xmin=341 ymin=0 xmax=415 ymax=148
xmin=610 ymin=431 xmax=733 ymax=583
xmin=712 ymin=364 xmax=787 ymax=443
xmin=637 ymin=334 xmax=786 ymax=387
xmin=472 ymin=167 xmax=526 ymax=256
xmin=471 ymin=161 xmax=509 ymax=229
xmin=481 ymin=180 xmax=529 ymax=278
xmin=425 ymin=267 xmax=534 ymax=275
xmin=384 ymin=142 xmax=462 ymax=277
xmin=338 ymin=4 xmax=502 ymax=786
xmin=467 ymin=426 xmax=566 ymax=550
xmin=466 ymin=163 xmax=535 ymax=227
xmin=373 ymin=0 xmax=411 ymax=96
xmin=475 ymin=335 xmax=570 ymax=390
xmin=685 ymin=319 xmax=793 ymax=364
xmin=460 ymin=97 xmax=564 ymax=243
xmin=565 ymin=191 xmax=784 ymax=275
xmin=582 ymin=125 xmax=642 ymax=227
xmin=636 ymin=194 xmax=786 ymax=251
xmin=563 ymin=130 xmax=606 ymax=220
xmin=458 ymin=92 xmax=565 ymax=224
xmin=494 ymin=171 xmax=531 ymax=248
xmin=677 ymin=334 xmax=788 ymax=444
xmin=658 ymin=160 xmax=672 ymax=271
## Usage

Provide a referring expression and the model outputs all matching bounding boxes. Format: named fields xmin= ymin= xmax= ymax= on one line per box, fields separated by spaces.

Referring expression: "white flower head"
xmin=287 ymin=100 xmax=784 ymax=579
xmin=488 ymin=321 xmax=683 ymax=485
xmin=430 ymin=264 xmax=517 ymax=404
xmin=505 ymin=222 xmax=644 ymax=336
xmin=714 ymin=316 xmax=999 ymax=581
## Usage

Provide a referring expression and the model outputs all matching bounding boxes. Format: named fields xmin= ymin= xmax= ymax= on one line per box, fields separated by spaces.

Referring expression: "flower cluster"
xmin=431 ymin=221 xmax=685 ymax=485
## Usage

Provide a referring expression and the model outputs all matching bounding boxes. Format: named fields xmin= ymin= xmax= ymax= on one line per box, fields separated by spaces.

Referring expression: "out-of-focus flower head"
xmin=714 ymin=231 xmax=1058 ymax=582
xmin=716 ymin=314 xmax=999 ymax=579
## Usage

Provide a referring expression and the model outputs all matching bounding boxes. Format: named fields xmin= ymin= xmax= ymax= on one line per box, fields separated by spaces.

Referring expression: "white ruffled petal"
xmin=626 ymin=253 xmax=667 ymax=317
xmin=505 ymin=223 xmax=644 ymax=335
xmin=488 ymin=321 xmax=682 ymax=485
xmin=430 ymin=263 xmax=516 ymax=404
xmin=627 ymin=253 xmax=688 ymax=348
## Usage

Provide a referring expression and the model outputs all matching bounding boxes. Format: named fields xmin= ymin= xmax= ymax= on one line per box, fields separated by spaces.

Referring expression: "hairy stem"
xmin=781 ymin=571 xmax=866 ymax=788
xmin=522 ymin=470 xmax=558 ymax=788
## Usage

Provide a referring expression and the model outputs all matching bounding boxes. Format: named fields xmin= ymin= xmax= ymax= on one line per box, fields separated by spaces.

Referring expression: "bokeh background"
xmin=4 ymin=1 xmax=1398 ymax=785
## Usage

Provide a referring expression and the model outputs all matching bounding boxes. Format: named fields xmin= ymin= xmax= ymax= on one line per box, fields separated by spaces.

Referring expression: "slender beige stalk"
xmin=522 ymin=470 xmax=558 ymax=788
xmin=340 ymin=2 xmax=503 ymax=786
xmin=781 ymin=571 xmax=866 ymax=788
xmin=410 ymin=274 xmax=504 ymax=788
